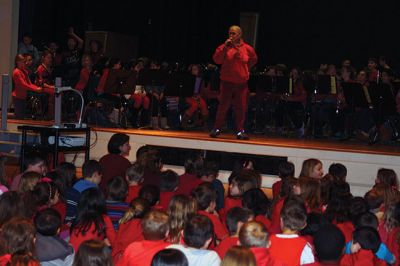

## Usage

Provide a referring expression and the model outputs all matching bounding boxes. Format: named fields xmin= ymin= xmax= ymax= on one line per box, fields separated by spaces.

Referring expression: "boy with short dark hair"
xmin=125 ymin=163 xmax=144 ymax=203
xmin=118 ymin=210 xmax=170 ymax=266
xmin=65 ymin=160 xmax=102 ymax=223
xmin=106 ymin=176 xmax=129 ymax=230
xmin=269 ymin=196 xmax=315 ymax=265
xmin=192 ymin=183 xmax=228 ymax=241
xmin=34 ymin=208 xmax=75 ymax=266
xmin=158 ymin=170 xmax=179 ymax=211
xmin=215 ymin=207 xmax=253 ymax=258
xmin=312 ymin=224 xmax=345 ymax=266
xmin=329 ymin=163 xmax=347 ymax=182
xmin=200 ymin=160 xmax=225 ymax=211
xmin=341 ymin=227 xmax=386 ymax=266
xmin=168 ymin=215 xmax=220 ymax=266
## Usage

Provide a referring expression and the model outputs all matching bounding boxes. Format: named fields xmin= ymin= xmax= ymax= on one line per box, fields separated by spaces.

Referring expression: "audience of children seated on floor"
xmin=1 ymin=133 xmax=400 ymax=266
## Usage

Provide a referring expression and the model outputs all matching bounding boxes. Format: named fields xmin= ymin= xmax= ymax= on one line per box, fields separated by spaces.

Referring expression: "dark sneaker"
xmin=236 ymin=130 xmax=249 ymax=140
xmin=209 ymin=128 xmax=221 ymax=138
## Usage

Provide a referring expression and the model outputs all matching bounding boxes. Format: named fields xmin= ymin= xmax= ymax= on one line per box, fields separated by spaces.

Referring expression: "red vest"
xmin=269 ymin=234 xmax=308 ymax=266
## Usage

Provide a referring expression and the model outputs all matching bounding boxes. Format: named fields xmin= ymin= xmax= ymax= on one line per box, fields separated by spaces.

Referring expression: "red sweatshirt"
xmin=269 ymin=234 xmax=310 ymax=266
xmin=75 ymin=67 xmax=90 ymax=91
xmin=12 ymin=67 xmax=40 ymax=99
xmin=176 ymin=173 xmax=203 ymax=196
xmin=212 ymin=39 xmax=257 ymax=84
xmin=112 ymin=219 xmax=144 ymax=262
xmin=69 ymin=215 xmax=116 ymax=251
xmin=340 ymin=249 xmax=386 ymax=266
xmin=219 ymin=197 xmax=242 ymax=224
xmin=117 ymin=240 xmax=169 ymax=266
xmin=270 ymin=197 xmax=285 ymax=234
xmin=198 ymin=210 xmax=229 ymax=241
xmin=96 ymin=68 xmax=109 ymax=93
xmin=250 ymin=247 xmax=285 ymax=266
xmin=125 ymin=185 xmax=142 ymax=204
xmin=159 ymin=191 xmax=176 ymax=211
xmin=214 ymin=236 xmax=238 ymax=258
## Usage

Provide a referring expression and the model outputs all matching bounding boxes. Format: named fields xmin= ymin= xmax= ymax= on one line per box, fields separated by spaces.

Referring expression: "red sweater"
xmin=198 ymin=210 xmax=229 ymax=241
xmin=176 ymin=173 xmax=203 ymax=196
xmin=340 ymin=249 xmax=386 ymax=266
xmin=35 ymin=64 xmax=53 ymax=87
xmin=75 ymin=67 xmax=90 ymax=91
xmin=112 ymin=219 xmax=144 ymax=262
xmin=125 ymin=185 xmax=142 ymax=204
xmin=269 ymin=234 xmax=309 ymax=266
xmin=117 ymin=240 xmax=169 ymax=266
xmin=250 ymin=247 xmax=285 ymax=266
xmin=214 ymin=236 xmax=239 ymax=258
xmin=69 ymin=215 xmax=116 ymax=251
xmin=12 ymin=67 xmax=40 ymax=99
xmin=97 ymin=68 xmax=109 ymax=93
xmin=212 ymin=39 xmax=257 ymax=84
xmin=99 ymin=154 xmax=131 ymax=194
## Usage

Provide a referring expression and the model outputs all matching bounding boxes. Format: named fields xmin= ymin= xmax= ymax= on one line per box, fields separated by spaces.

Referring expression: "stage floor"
xmin=6 ymin=119 xmax=400 ymax=157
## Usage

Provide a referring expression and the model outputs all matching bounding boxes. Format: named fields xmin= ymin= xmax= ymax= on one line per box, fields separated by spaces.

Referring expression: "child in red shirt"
xmin=219 ymin=169 xmax=260 ymax=223
xmin=341 ymin=227 xmax=386 ymax=266
xmin=269 ymin=196 xmax=315 ymax=265
xmin=239 ymin=221 xmax=284 ymax=266
xmin=242 ymin=188 xmax=271 ymax=230
xmin=125 ymin=163 xmax=143 ymax=204
xmin=159 ymin=170 xmax=179 ymax=211
xmin=176 ymin=152 xmax=204 ymax=196
xmin=112 ymin=198 xmax=150 ymax=262
xmin=117 ymin=210 xmax=170 ymax=266
xmin=69 ymin=188 xmax=116 ymax=251
xmin=215 ymin=207 xmax=253 ymax=258
xmin=192 ymin=183 xmax=229 ymax=242
xmin=272 ymin=161 xmax=295 ymax=200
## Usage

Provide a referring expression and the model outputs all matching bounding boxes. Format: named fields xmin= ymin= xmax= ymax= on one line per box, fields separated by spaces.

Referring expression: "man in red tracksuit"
xmin=210 ymin=25 xmax=258 ymax=140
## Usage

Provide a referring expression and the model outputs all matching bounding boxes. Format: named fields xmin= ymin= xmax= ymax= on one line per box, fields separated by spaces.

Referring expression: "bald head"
xmin=229 ymin=25 xmax=242 ymax=43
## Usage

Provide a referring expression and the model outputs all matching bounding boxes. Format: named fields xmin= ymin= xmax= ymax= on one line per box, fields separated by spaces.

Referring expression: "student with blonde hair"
xmin=221 ymin=246 xmax=256 ymax=266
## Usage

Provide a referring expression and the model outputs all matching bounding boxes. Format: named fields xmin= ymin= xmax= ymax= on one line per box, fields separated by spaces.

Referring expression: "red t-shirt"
xmin=214 ymin=236 xmax=239 ymax=258
xmin=125 ymin=185 xmax=142 ymax=204
xmin=159 ymin=191 xmax=176 ymax=211
xmin=112 ymin=219 xmax=144 ymax=263
xmin=117 ymin=240 xmax=169 ymax=266
xmin=340 ymin=249 xmax=386 ymax=266
xmin=250 ymin=247 xmax=285 ymax=266
xmin=269 ymin=234 xmax=308 ymax=266
xmin=213 ymin=40 xmax=257 ymax=84
xmin=198 ymin=210 xmax=229 ymax=241
xmin=176 ymin=173 xmax=203 ymax=196
xmin=69 ymin=215 xmax=116 ymax=251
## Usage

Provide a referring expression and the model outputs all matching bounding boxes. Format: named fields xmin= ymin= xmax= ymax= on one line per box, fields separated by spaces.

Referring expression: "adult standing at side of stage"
xmin=210 ymin=25 xmax=258 ymax=140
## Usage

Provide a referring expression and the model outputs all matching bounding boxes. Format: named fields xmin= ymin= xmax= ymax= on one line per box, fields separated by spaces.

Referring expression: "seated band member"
xmin=210 ymin=25 xmax=258 ymax=140
xmin=12 ymin=54 xmax=42 ymax=119
xmin=181 ymin=64 xmax=209 ymax=130
xmin=275 ymin=67 xmax=307 ymax=137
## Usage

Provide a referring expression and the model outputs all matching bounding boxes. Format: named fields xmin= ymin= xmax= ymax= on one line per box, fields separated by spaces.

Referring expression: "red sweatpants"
xmin=131 ymin=94 xmax=150 ymax=109
xmin=214 ymin=80 xmax=248 ymax=131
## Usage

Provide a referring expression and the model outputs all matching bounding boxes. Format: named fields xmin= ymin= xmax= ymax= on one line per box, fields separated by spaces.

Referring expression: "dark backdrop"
xmin=19 ymin=0 xmax=400 ymax=69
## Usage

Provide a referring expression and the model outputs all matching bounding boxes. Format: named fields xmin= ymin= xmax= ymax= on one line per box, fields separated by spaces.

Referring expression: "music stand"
xmin=165 ymin=71 xmax=196 ymax=97
xmin=275 ymin=76 xmax=291 ymax=94
xmin=342 ymin=82 xmax=369 ymax=110
xmin=257 ymin=75 xmax=275 ymax=93
xmin=316 ymin=75 xmax=336 ymax=95
xmin=368 ymin=83 xmax=397 ymax=121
